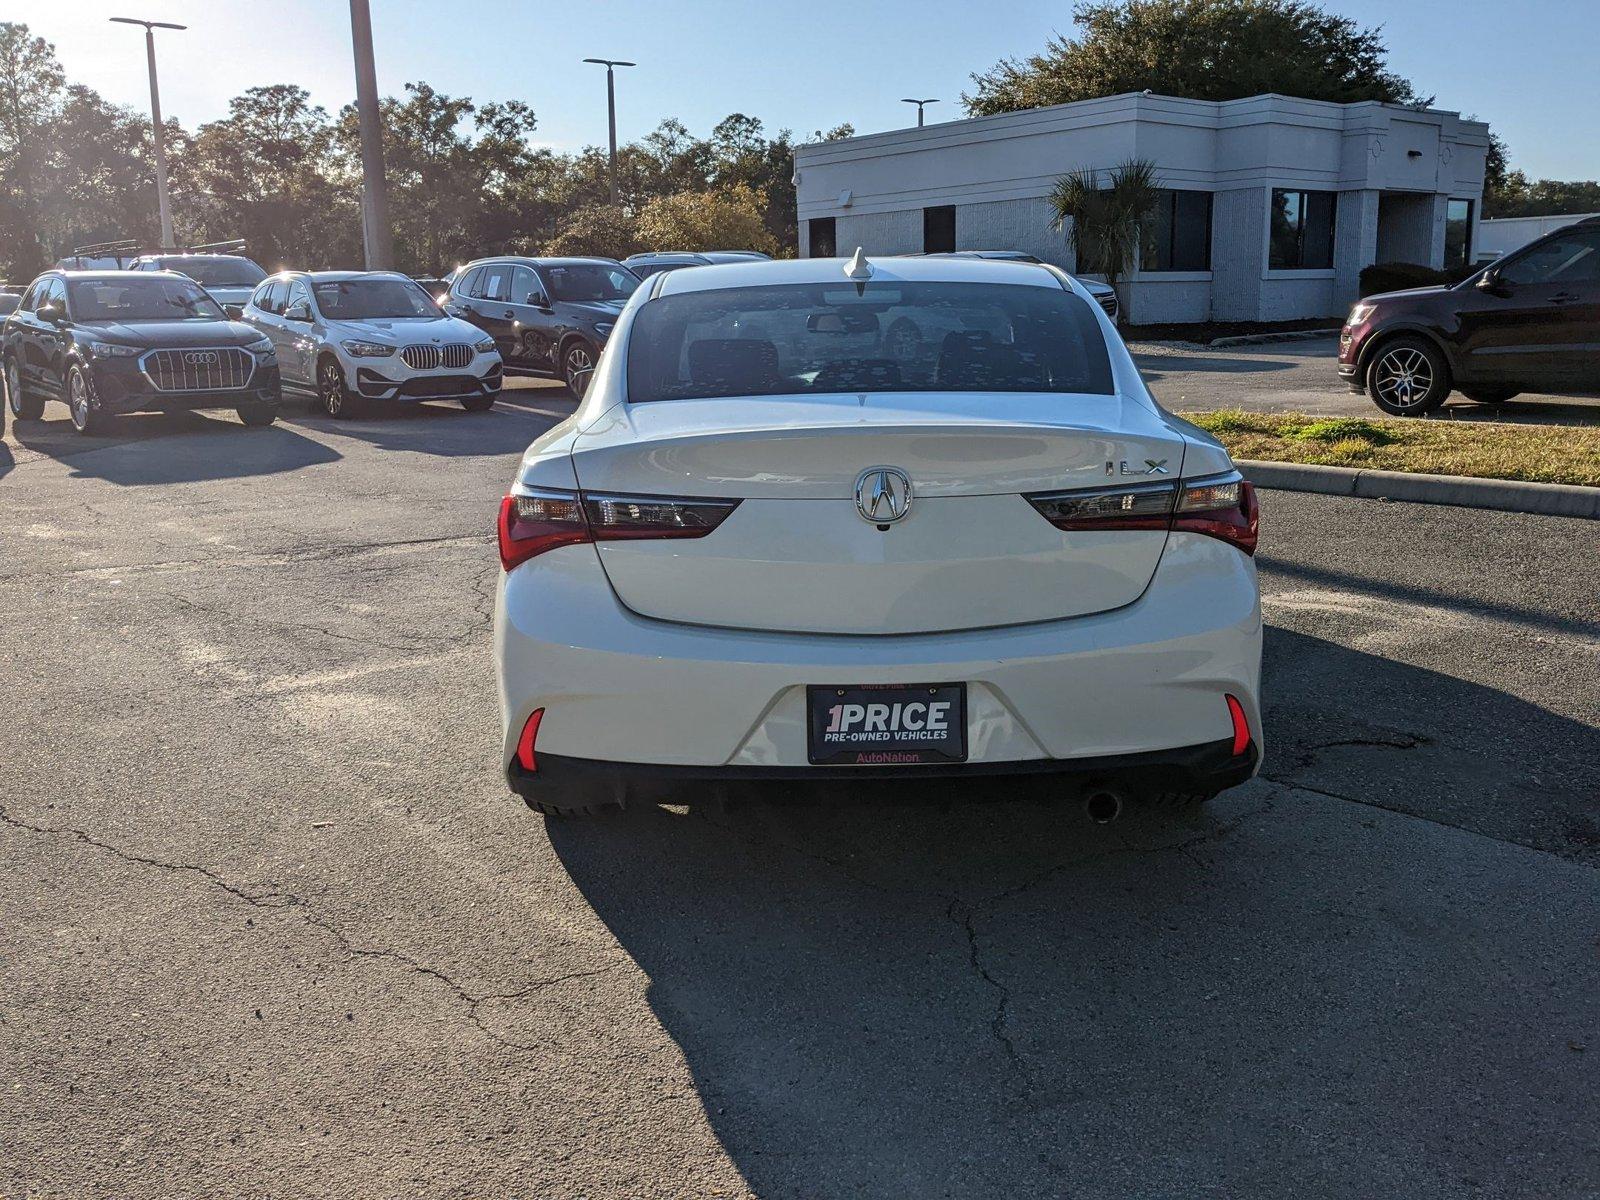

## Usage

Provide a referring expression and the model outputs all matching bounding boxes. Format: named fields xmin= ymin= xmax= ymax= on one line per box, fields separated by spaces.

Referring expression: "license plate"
xmin=806 ymin=683 xmax=967 ymax=766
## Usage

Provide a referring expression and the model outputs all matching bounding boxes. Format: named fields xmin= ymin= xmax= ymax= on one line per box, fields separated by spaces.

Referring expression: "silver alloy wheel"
xmin=1371 ymin=345 xmax=1434 ymax=411
xmin=319 ymin=361 xmax=344 ymax=415
xmin=5 ymin=359 xmax=20 ymax=416
xmin=564 ymin=343 xmax=594 ymax=397
xmin=68 ymin=368 xmax=92 ymax=431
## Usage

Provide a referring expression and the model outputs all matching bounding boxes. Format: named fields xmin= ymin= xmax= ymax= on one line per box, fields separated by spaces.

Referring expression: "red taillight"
xmin=515 ymin=707 xmax=544 ymax=772
xmin=498 ymin=488 xmax=740 ymax=571
xmin=1225 ymin=694 xmax=1250 ymax=757
xmin=1025 ymin=472 xmax=1258 ymax=556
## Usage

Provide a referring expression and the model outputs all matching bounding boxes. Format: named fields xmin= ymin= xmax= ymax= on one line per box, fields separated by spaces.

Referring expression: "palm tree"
xmin=1048 ymin=158 xmax=1161 ymax=321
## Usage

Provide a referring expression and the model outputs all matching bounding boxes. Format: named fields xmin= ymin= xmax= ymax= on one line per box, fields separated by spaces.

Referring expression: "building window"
xmin=808 ymin=217 xmax=836 ymax=259
xmin=923 ymin=206 xmax=956 ymax=253
xmin=1444 ymin=199 xmax=1473 ymax=272
xmin=1269 ymin=189 xmax=1337 ymax=270
xmin=1142 ymin=189 xmax=1212 ymax=271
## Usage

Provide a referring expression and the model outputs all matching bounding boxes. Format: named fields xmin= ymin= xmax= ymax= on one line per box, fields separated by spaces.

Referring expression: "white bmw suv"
xmin=494 ymin=253 xmax=1261 ymax=816
xmin=243 ymin=271 xmax=502 ymax=417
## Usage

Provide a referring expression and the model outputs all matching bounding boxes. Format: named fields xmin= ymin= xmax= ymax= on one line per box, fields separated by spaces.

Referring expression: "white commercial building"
xmin=794 ymin=93 xmax=1489 ymax=325
xmin=1474 ymin=213 xmax=1600 ymax=262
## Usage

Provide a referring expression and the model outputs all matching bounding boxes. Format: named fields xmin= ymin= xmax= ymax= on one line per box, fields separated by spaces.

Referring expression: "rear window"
xmin=626 ymin=281 xmax=1113 ymax=402
xmin=161 ymin=257 xmax=267 ymax=288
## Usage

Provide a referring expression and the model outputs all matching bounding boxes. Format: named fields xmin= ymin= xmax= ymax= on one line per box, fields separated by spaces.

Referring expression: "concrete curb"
xmin=1207 ymin=328 xmax=1342 ymax=348
xmin=1237 ymin=460 xmax=1600 ymax=520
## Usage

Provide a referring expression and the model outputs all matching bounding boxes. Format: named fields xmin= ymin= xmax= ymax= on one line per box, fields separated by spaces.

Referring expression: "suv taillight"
xmin=498 ymin=488 xmax=740 ymax=571
xmin=1026 ymin=471 xmax=1258 ymax=556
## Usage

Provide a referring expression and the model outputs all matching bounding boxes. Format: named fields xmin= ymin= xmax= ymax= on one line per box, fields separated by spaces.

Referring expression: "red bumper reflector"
xmin=516 ymin=708 xmax=544 ymax=772
xmin=1225 ymin=694 xmax=1250 ymax=757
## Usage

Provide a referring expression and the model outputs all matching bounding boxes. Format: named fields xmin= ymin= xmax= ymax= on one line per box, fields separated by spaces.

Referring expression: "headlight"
xmin=84 ymin=340 xmax=139 ymax=358
xmin=474 ymin=337 xmax=496 ymax=354
xmin=340 ymin=339 xmax=395 ymax=357
xmin=246 ymin=336 xmax=274 ymax=354
xmin=593 ymin=322 xmax=614 ymax=337
xmin=1346 ymin=303 xmax=1375 ymax=326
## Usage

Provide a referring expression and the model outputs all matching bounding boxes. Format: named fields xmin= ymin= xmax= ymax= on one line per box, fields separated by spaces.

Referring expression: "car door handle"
xmin=1549 ymin=292 xmax=1580 ymax=304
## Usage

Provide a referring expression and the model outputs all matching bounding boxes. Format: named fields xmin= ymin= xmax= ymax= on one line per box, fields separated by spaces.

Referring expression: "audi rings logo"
xmin=183 ymin=351 xmax=219 ymax=366
xmin=854 ymin=466 xmax=913 ymax=525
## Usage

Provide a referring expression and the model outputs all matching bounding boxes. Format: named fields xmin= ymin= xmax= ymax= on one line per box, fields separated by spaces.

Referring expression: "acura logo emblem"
xmin=855 ymin=466 xmax=913 ymax=524
xmin=184 ymin=351 xmax=219 ymax=365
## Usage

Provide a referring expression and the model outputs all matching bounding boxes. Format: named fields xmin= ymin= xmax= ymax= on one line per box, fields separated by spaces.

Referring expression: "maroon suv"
xmin=1339 ymin=218 xmax=1600 ymax=415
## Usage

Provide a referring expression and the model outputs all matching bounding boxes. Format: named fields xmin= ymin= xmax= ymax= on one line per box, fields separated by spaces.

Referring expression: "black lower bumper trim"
xmin=507 ymin=737 xmax=1259 ymax=809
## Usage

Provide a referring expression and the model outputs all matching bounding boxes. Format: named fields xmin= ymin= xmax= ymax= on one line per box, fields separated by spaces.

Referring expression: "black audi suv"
xmin=1339 ymin=217 xmax=1600 ymax=414
xmin=446 ymin=257 xmax=642 ymax=397
xmin=2 ymin=270 xmax=281 ymax=436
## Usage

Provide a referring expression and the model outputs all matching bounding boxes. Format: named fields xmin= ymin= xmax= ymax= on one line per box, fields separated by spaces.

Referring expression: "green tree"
xmin=635 ymin=184 xmax=778 ymax=255
xmin=1048 ymin=158 xmax=1161 ymax=315
xmin=966 ymin=0 xmax=1421 ymax=116
xmin=0 ymin=21 xmax=66 ymax=275
xmin=543 ymin=203 xmax=641 ymax=259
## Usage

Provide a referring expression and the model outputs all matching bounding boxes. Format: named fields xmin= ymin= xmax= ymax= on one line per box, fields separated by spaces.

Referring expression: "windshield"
xmin=546 ymin=263 xmax=640 ymax=303
xmin=313 ymin=278 xmax=441 ymax=320
xmin=162 ymin=257 xmax=267 ymax=288
xmin=626 ymin=281 xmax=1113 ymax=402
xmin=68 ymin=277 xmax=227 ymax=322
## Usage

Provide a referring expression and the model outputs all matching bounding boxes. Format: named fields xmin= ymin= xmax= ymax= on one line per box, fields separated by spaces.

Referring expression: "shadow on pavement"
xmin=275 ymin=391 xmax=576 ymax=459
xmin=6 ymin=410 xmax=343 ymax=486
xmin=544 ymin=627 xmax=1598 ymax=1198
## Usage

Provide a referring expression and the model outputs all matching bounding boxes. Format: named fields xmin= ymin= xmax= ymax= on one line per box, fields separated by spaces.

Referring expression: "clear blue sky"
xmin=24 ymin=0 xmax=1600 ymax=179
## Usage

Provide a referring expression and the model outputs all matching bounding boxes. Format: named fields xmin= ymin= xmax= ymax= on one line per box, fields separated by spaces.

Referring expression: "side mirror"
xmin=443 ymin=302 xmax=468 ymax=319
xmin=224 ymin=303 xmax=244 ymax=320
xmin=528 ymin=292 xmax=551 ymax=309
xmin=38 ymin=301 xmax=66 ymax=325
xmin=285 ymin=300 xmax=312 ymax=323
xmin=1476 ymin=267 xmax=1510 ymax=295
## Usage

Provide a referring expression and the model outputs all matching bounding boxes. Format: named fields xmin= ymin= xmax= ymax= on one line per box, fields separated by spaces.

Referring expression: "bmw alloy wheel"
xmin=1370 ymin=345 xmax=1434 ymax=412
xmin=563 ymin=343 xmax=595 ymax=398
xmin=320 ymin=360 xmax=345 ymax=416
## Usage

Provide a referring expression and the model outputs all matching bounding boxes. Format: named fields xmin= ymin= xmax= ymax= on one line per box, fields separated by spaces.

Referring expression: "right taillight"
xmin=498 ymin=487 xmax=740 ymax=571
xmin=1172 ymin=473 xmax=1258 ymax=556
xmin=1025 ymin=470 xmax=1258 ymax=556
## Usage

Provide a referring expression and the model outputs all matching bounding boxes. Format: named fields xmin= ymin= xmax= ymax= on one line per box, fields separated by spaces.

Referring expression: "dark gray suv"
xmin=447 ymin=257 xmax=641 ymax=398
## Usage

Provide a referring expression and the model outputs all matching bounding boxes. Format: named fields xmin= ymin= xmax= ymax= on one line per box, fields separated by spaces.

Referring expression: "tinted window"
xmin=627 ymin=281 xmax=1113 ymax=402
xmin=284 ymin=280 xmax=312 ymax=314
xmin=252 ymin=281 xmax=284 ymax=314
xmin=1269 ymin=189 xmax=1336 ymax=270
xmin=43 ymin=278 xmax=67 ymax=309
xmin=18 ymin=279 xmax=44 ymax=312
xmin=314 ymin=278 xmax=441 ymax=319
xmin=476 ymin=264 xmax=513 ymax=302
xmin=1143 ymin=189 xmax=1212 ymax=271
xmin=159 ymin=257 xmax=267 ymax=288
xmin=454 ymin=266 xmax=482 ymax=298
xmin=809 ymin=218 xmax=837 ymax=259
xmin=546 ymin=264 xmax=639 ymax=303
xmin=1500 ymin=228 xmax=1600 ymax=286
xmin=510 ymin=266 xmax=546 ymax=305
xmin=66 ymin=277 xmax=225 ymax=322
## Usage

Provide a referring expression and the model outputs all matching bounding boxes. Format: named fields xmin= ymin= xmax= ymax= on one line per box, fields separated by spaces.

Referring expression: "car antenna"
xmin=843 ymin=247 xmax=873 ymax=280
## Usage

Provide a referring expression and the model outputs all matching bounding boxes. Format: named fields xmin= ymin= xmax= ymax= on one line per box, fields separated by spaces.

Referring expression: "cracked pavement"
xmin=2 ymin=379 xmax=1598 ymax=1198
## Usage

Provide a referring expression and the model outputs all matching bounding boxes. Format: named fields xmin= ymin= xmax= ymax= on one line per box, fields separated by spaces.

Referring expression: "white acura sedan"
xmin=494 ymin=253 xmax=1261 ymax=817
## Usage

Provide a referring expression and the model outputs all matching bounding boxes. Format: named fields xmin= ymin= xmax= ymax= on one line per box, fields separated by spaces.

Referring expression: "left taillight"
xmin=1025 ymin=471 xmax=1258 ymax=556
xmin=498 ymin=488 xmax=741 ymax=572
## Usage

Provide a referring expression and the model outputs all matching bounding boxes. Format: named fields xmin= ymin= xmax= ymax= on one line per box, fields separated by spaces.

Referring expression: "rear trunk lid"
xmin=569 ymin=393 xmax=1187 ymax=635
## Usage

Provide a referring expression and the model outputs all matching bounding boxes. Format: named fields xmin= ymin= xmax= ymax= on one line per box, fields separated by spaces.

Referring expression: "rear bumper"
xmin=495 ymin=531 xmax=1264 ymax=789
xmin=508 ymin=735 xmax=1259 ymax=806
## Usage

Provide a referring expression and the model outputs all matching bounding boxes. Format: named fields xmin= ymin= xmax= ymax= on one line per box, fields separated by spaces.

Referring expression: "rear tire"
xmin=5 ymin=357 xmax=44 ymax=420
xmin=1366 ymin=336 xmax=1450 ymax=416
xmin=66 ymin=364 xmax=105 ymax=437
xmin=237 ymin=401 xmax=278 ymax=427
xmin=461 ymin=393 xmax=496 ymax=412
xmin=318 ymin=357 xmax=361 ymax=419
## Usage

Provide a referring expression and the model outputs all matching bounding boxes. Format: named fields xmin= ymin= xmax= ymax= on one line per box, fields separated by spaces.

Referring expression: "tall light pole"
xmin=110 ymin=18 xmax=184 ymax=250
xmin=582 ymin=58 xmax=635 ymax=207
xmin=348 ymin=0 xmax=393 ymax=269
xmin=901 ymin=97 xmax=939 ymax=127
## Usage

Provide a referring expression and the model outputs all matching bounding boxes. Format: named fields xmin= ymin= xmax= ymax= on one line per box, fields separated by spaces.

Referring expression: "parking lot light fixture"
xmin=901 ymin=98 xmax=939 ymax=127
xmin=582 ymin=58 xmax=636 ymax=207
xmin=110 ymin=17 xmax=186 ymax=250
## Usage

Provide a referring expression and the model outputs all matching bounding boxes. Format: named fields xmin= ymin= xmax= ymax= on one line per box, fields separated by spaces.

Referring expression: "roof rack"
xmin=68 ymin=239 xmax=143 ymax=257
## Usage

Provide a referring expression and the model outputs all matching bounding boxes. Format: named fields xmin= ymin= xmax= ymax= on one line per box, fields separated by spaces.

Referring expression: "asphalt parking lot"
xmin=2 ymin=380 xmax=1597 ymax=1199
xmin=1133 ymin=334 xmax=1600 ymax=424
